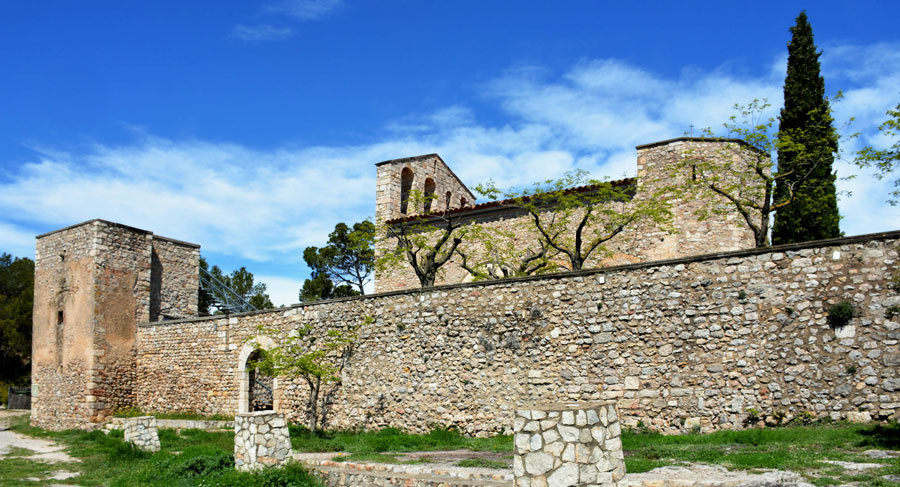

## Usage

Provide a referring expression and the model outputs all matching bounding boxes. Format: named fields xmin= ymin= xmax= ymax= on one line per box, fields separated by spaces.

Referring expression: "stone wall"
xmin=135 ymin=231 xmax=900 ymax=435
xmin=32 ymin=219 xmax=200 ymax=430
xmin=375 ymin=154 xmax=475 ymax=224
xmin=374 ymin=138 xmax=760 ymax=293
xmin=234 ymin=411 xmax=291 ymax=471
xmin=150 ymin=237 xmax=200 ymax=321
xmin=123 ymin=416 xmax=160 ymax=452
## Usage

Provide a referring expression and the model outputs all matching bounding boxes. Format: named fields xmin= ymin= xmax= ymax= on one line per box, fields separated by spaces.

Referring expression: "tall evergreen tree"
xmin=771 ymin=11 xmax=841 ymax=244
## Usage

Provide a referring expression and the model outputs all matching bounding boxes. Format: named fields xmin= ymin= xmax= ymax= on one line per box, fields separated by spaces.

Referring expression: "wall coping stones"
xmin=104 ymin=417 xmax=233 ymax=432
xmin=295 ymin=452 xmax=513 ymax=483
xmin=138 ymin=228 xmax=900 ymax=328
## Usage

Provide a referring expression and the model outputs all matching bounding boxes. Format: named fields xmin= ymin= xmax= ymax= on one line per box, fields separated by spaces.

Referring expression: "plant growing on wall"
xmin=253 ymin=316 xmax=370 ymax=434
xmin=377 ymin=189 xmax=466 ymax=287
xmin=827 ymin=301 xmax=854 ymax=329
xmin=474 ymin=170 xmax=673 ymax=271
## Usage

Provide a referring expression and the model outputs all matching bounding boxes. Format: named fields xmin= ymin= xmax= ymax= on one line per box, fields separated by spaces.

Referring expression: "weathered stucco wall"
xmin=136 ymin=231 xmax=900 ymax=435
xmin=32 ymin=220 xmax=200 ymax=430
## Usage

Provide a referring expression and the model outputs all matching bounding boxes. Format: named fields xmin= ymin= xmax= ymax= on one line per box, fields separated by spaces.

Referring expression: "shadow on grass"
xmin=857 ymin=422 xmax=900 ymax=449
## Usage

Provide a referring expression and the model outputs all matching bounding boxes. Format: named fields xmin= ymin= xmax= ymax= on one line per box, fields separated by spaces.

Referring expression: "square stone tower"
xmin=31 ymin=219 xmax=199 ymax=430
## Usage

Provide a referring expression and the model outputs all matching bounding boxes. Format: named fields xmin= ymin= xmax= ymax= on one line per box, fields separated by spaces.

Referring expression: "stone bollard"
xmin=123 ymin=416 xmax=161 ymax=452
xmin=234 ymin=411 xmax=291 ymax=471
xmin=514 ymin=402 xmax=625 ymax=487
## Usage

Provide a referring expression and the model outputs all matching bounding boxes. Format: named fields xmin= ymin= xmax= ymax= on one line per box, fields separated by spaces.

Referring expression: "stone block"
xmin=234 ymin=411 xmax=291 ymax=471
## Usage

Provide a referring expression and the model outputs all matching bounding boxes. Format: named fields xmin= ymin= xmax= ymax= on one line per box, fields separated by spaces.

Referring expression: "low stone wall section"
xmin=136 ymin=231 xmax=900 ymax=435
xmin=123 ymin=416 xmax=160 ymax=452
xmin=234 ymin=411 xmax=291 ymax=471
xmin=514 ymin=402 xmax=625 ymax=487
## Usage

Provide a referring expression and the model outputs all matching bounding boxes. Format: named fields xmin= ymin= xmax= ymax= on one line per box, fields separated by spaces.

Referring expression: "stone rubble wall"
xmin=31 ymin=219 xmax=200 ymax=430
xmin=234 ymin=411 xmax=291 ymax=471
xmin=150 ymin=237 xmax=200 ymax=321
xmin=136 ymin=231 xmax=900 ymax=435
xmin=514 ymin=403 xmax=625 ymax=487
xmin=123 ymin=416 xmax=160 ymax=452
xmin=375 ymin=139 xmax=760 ymax=293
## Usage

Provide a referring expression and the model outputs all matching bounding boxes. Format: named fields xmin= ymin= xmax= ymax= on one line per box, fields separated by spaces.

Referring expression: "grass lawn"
xmin=4 ymin=414 xmax=900 ymax=487
xmin=2 ymin=415 xmax=319 ymax=487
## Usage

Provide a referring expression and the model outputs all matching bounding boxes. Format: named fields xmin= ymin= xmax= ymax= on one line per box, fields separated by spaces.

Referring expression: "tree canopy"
xmin=0 ymin=252 xmax=34 ymax=399
xmin=300 ymin=220 xmax=374 ymax=301
xmin=199 ymin=257 xmax=274 ymax=315
xmin=771 ymin=11 xmax=841 ymax=244
xmin=856 ymin=100 xmax=900 ymax=204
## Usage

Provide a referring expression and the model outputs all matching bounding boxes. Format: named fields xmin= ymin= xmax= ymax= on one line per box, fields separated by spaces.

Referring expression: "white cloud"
xmin=232 ymin=24 xmax=293 ymax=42
xmin=263 ymin=0 xmax=343 ymax=21
xmin=256 ymin=275 xmax=302 ymax=307
xmin=0 ymin=222 xmax=36 ymax=259
xmin=3 ymin=41 xmax=899 ymax=281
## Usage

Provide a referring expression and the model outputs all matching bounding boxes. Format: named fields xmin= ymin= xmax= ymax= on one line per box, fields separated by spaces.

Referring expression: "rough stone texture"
xmin=133 ymin=231 xmax=900 ymax=435
xmin=514 ymin=402 xmax=624 ymax=487
xmin=31 ymin=219 xmax=199 ymax=430
xmin=374 ymin=138 xmax=759 ymax=293
xmin=104 ymin=417 xmax=233 ymax=432
xmin=123 ymin=416 xmax=160 ymax=452
xmin=375 ymin=154 xmax=476 ymax=224
xmin=234 ymin=411 xmax=291 ymax=471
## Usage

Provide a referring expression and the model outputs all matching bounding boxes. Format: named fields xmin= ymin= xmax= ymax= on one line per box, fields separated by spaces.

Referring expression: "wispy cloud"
xmin=232 ymin=24 xmax=293 ymax=42
xmin=263 ymin=0 xmax=343 ymax=21
xmin=2 ymin=42 xmax=899 ymax=303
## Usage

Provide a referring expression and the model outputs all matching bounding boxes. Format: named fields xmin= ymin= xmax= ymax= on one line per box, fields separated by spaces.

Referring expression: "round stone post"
xmin=234 ymin=411 xmax=291 ymax=471
xmin=513 ymin=402 xmax=625 ymax=487
xmin=123 ymin=416 xmax=161 ymax=452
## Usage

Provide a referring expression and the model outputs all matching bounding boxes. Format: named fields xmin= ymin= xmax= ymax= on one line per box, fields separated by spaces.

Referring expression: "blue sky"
xmin=2 ymin=1 xmax=899 ymax=306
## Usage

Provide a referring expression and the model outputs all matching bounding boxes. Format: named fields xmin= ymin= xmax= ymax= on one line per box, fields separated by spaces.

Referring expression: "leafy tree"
xmin=474 ymin=170 xmax=673 ymax=271
xmin=300 ymin=220 xmax=374 ymax=301
xmin=771 ymin=11 xmax=841 ymax=244
xmin=855 ymin=100 xmax=900 ymax=204
xmin=0 ymin=252 xmax=34 ymax=401
xmin=199 ymin=257 xmax=273 ymax=314
xmin=457 ymin=225 xmax=556 ymax=280
xmin=674 ymin=99 xmax=844 ymax=248
xmin=252 ymin=317 xmax=369 ymax=434
xmin=377 ymin=190 xmax=465 ymax=287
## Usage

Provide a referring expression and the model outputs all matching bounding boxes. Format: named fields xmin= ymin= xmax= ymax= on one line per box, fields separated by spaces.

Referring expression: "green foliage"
xmin=289 ymin=426 xmax=511 ymax=456
xmin=112 ymin=407 xmax=233 ymax=421
xmin=300 ymin=220 xmax=374 ymax=302
xmin=455 ymin=458 xmax=509 ymax=469
xmin=377 ymin=189 xmax=466 ymax=287
xmin=772 ymin=11 xmax=841 ymax=244
xmin=827 ymin=300 xmax=855 ymax=328
xmin=253 ymin=317 xmax=369 ymax=433
xmin=474 ymin=169 xmax=673 ymax=271
xmin=457 ymin=225 xmax=557 ymax=280
xmin=676 ymin=98 xmax=844 ymax=248
xmin=0 ymin=252 xmax=34 ymax=403
xmin=199 ymin=257 xmax=274 ymax=315
xmin=857 ymin=101 xmax=900 ymax=205
xmin=886 ymin=305 xmax=900 ymax=320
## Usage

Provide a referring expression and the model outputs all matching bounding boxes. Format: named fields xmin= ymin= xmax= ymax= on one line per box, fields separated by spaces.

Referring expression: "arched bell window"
xmin=400 ymin=167 xmax=414 ymax=214
xmin=423 ymin=178 xmax=436 ymax=213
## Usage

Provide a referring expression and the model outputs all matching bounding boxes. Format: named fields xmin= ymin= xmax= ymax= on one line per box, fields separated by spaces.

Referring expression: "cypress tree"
xmin=771 ymin=11 xmax=841 ymax=245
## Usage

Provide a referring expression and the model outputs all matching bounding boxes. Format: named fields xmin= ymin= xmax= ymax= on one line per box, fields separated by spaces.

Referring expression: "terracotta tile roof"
xmin=385 ymin=177 xmax=635 ymax=224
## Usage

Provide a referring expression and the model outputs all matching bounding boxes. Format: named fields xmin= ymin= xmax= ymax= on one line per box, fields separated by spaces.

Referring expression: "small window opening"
xmin=57 ymin=310 xmax=64 ymax=325
xmin=460 ymin=197 xmax=468 ymax=207
xmin=59 ymin=254 xmax=65 ymax=262
xmin=445 ymin=191 xmax=452 ymax=209
xmin=423 ymin=178 xmax=436 ymax=213
xmin=691 ymin=164 xmax=697 ymax=181
xmin=400 ymin=167 xmax=414 ymax=214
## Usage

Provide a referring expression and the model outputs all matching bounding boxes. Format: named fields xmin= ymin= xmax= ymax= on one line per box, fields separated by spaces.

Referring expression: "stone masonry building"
xmin=31 ymin=138 xmax=900 ymax=432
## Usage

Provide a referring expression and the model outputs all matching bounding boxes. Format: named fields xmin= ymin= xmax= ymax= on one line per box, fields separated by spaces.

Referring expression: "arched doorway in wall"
xmin=237 ymin=337 xmax=280 ymax=414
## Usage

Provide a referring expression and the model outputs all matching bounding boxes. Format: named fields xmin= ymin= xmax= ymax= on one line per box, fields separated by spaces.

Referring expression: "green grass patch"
xmin=112 ymin=407 xmax=233 ymax=421
xmin=7 ymin=415 xmax=319 ymax=487
xmin=290 ymin=425 xmax=511 ymax=455
xmin=455 ymin=458 xmax=509 ymax=469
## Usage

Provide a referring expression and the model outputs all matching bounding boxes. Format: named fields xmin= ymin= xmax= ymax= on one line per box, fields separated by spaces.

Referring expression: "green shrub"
xmin=827 ymin=301 xmax=854 ymax=329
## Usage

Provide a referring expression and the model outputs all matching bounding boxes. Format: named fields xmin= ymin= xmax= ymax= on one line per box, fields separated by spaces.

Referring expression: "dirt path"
xmin=0 ymin=410 xmax=80 ymax=486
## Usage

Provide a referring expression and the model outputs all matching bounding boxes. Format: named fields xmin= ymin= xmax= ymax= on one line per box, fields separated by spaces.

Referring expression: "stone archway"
xmin=237 ymin=337 xmax=280 ymax=414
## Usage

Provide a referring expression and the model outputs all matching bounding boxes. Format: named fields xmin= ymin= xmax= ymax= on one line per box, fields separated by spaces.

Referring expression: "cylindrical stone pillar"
xmin=513 ymin=402 xmax=625 ymax=487
xmin=234 ymin=411 xmax=291 ymax=471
